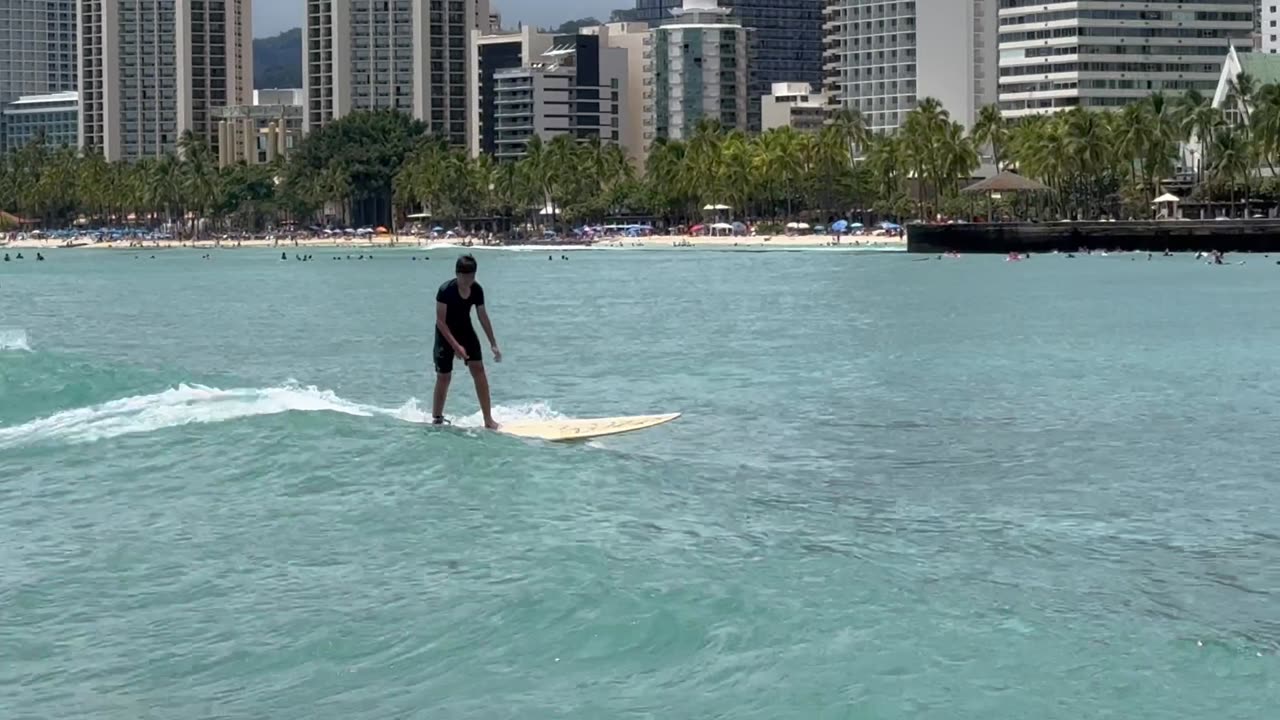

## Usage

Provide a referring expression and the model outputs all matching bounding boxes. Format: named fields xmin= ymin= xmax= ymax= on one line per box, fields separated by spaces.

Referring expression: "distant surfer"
xmin=433 ymin=254 xmax=502 ymax=429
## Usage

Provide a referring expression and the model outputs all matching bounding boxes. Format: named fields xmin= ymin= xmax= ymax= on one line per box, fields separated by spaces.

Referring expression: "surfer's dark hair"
xmin=456 ymin=255 xmax=477 ymax=274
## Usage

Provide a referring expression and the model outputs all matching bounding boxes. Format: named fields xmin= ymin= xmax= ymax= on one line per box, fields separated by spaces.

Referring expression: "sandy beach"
xmin=1 ymin=233 xmax=906 ymax=251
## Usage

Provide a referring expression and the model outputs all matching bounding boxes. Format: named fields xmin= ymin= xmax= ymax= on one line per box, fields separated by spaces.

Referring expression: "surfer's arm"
xmin=477 ymin=305 xmax=498 ymax=347
xmin=436 ymin=302 xmax=464 ymax=352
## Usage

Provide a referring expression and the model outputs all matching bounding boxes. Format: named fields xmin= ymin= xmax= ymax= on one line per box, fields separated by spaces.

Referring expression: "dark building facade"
xmin=475 ymin=38 xmax=524 ymax=156
xmin=621 ymin=0 xmax=824 ymax=89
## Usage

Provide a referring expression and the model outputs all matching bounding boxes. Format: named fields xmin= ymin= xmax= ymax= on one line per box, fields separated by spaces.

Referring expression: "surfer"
xmin=432 ymin=254 xmax=502 ymax=430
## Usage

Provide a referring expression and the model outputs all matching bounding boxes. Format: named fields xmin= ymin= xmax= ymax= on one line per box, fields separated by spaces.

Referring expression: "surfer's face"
xmin=456 ymin=271 xmax=475 ymax=289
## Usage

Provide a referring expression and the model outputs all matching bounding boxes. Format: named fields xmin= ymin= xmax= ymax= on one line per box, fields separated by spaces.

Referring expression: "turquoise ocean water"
xmin=1 ymin=247 xmax=1278 ymax=718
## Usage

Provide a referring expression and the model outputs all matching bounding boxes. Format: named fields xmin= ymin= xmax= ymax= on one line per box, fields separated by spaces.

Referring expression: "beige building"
xmin=304 ymin=0 xmax=489 ymax=146
xmin=78 ymin=0 xmax=252 ymax=161
xmin=761 ymin=81 xmax=828 ymax=133
xmin=215 ymin=89 xmax=304 ymax=167
xmin=583 ymin=22 xmax=649 ymax=166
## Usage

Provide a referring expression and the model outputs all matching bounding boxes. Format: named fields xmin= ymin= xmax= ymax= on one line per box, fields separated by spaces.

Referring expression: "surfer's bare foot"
xmin=484 ymin=418 xmax=501 ymax=431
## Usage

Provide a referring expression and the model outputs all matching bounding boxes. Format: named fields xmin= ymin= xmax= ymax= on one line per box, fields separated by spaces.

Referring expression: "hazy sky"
xmin=252 ymin=1 xmax=625 ymax=37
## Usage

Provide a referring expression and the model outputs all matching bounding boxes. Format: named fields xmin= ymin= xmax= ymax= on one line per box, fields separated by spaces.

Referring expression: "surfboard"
xmin=499 ymin=412 xmax=681 ymax=442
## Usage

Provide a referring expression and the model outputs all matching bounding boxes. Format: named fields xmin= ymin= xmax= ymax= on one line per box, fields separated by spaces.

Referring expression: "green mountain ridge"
xmin=253 ymin=28 xmax=302 ymax=89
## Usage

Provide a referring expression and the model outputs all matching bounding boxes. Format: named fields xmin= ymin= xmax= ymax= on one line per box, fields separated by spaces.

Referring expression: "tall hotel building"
xmin=0 ymin=0 xmax=78 ymax=102
xmin=622 ymin=0 xmax=825 ymax=89
xmin=644 ymin=0 xmax=757 ymax=142
xmin=823 ymin=0 xmax=998 ymax=133
xmin=1260 ymin=1 xmax=1279 ymax=53
xmin=78 ymin=0 xmax=253 ymax=161
xmin=304 ymin=0 xmax=490 ymax=146
xmin=997 ymin=1 xmax=1254 ymax=117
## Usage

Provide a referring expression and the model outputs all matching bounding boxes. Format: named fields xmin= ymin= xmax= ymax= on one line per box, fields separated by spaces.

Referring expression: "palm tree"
xmin=828 ymin=107 xmax=868 ymax=161
xmin=1226 ymin=71 xmax=1258 ymax=127
xmin=1209 ymin=124 xmax=1250 ymax=216
xmin=318 ymin=163 xmax=352 ymax=226
xmin=971 ymin=103 xmax=1009 ymax=170
xmin=178 ymin=130 xmax=216 ymax=236
xmin=1249 ymin=83 xmax=1280 ymax=179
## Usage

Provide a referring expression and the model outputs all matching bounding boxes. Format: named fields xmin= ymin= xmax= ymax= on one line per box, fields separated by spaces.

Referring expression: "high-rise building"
xmin=490 ymin=31 xmax=631 ymax=161
xmin=0 ymin=0 xmax=78 ymax=102
xmin=622 ymin=0 xmax=823 ymax=90
xmin=304 ymin=0 xmax=488 ymax=146
xmin=823 ymin=0 xmax=997 ymax=134
xmin=644 ymin=0 xmax=757 ymax=143
xmin=78 ymin=0 xmax=253 ymax=161
xmin=1263 ymin=2 xmax=1280 ymax=53
xmin=583 ymin=22 xmax=650 ymax=166
xmin=0 ymin=0 xmax=78 ymax=150
xmin=997 ymin=1 xmax=1254 ymax=118
xmin=2 ymin=91 xmax=79 ymax=152
xmin=468 ymin=28 xmax=554 ymax=157
xmin=470 ymin=23 xmax=650 ymax=165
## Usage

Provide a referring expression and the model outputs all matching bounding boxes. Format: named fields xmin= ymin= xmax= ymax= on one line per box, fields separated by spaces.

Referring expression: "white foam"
xmin=0 ymin=383 xmax=563 ymax=447
xmin=481 ymin=244 xmax=596 ymax=253
xmin=451 ymin=401 xmax=562 ymax=429
xmin=0 ymin=329 xmax=31 ymax=352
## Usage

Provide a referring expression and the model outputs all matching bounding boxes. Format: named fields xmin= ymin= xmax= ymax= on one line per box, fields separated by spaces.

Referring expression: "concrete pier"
xmin=907 ymin=220 xmax=1280 ymax=254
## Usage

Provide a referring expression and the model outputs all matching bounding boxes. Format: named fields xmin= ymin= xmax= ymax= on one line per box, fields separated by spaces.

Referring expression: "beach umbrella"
xmin=785 ymin=221 xmax=810 ymax=230
xmin=831 ymin=220 xmax=849 ymax=232
xmin=432 ymin=226 xmax=444 ymax=232
xmin=375 ymin=226 xmax=388 ymax=234
xmin=690 ymin=224 xmax=705 ymax=234
xmin=1152 ymin=193 xmax=1180 ymax=204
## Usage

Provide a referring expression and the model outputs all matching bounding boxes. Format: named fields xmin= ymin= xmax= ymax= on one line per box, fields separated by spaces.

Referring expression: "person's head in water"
xmin=456 ymin=254 xmax=478 ymax=289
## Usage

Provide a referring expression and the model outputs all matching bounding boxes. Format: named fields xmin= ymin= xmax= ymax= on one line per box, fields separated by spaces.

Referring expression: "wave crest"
xmin=0 ymin=383 xmax=562 ymax=448
xmin=0 ymin=329 xmax=31 ymax=352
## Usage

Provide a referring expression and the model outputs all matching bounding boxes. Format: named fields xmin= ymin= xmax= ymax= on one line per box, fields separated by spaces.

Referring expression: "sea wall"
xmin=907 ymin=220 xmax=1280 ymax=254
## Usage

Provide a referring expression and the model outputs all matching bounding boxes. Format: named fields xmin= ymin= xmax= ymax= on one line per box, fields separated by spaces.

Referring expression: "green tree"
xmin=283 ymin=109 xmax=430 ymax=226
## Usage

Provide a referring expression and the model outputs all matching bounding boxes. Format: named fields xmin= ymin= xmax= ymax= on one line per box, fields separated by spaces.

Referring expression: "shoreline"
xmin=1 ymin=234 xmax=907 ymax=252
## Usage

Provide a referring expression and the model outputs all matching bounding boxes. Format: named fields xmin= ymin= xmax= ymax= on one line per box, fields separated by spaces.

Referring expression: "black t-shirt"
xmin=435 ymin=279 xmax=484 ymax=344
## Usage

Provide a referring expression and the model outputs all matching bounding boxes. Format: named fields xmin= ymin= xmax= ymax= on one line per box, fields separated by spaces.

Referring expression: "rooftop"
xmin=1238 ymin=51 xmax=1280 ymax=86
xmin=7 ymin=91 xmax=78 ymax=107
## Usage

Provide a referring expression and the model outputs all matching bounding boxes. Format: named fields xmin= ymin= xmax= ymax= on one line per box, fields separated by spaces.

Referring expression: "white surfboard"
xmin=500 ymin=412 xmax=681 ymax=442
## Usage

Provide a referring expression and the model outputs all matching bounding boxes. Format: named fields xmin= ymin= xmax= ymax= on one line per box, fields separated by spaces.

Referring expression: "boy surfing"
xmin=433 ymin=255 xmax=502 ymax=429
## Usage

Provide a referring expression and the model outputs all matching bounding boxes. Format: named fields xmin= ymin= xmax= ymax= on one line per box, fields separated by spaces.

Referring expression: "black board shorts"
xmin=433 ymin=335 xmax=482 ymax=374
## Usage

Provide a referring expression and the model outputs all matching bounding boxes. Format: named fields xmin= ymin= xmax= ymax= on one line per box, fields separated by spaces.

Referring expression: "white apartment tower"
xmin=1263 ymin=2 xmax=1280 ymax=53
xmin=998 ymin=1 xmax=1255 ymax=117
xmin=644 ymin=0 xmax=757 ymax=144
xmin=823 ymin=0 xmax=998 ymax=133
xmin=304 ymin=0 xmax=489 ymax=146
xmin=0 ymin=0 xmax=78 ymax=102
xmin=78 ymin=0 xmax=253 ymax=161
